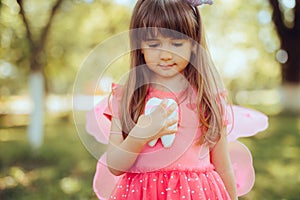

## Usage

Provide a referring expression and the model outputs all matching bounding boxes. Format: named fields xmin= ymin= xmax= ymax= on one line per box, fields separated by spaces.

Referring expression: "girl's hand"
xmin=133 ymin=99 xmax=178 ymax=142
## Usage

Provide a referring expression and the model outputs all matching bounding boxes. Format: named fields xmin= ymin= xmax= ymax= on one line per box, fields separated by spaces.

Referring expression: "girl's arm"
xmin=211 ymin=129 xmax=238 ymax=200
xmin=106 ymin=100 xmax=178 ymax=176
xmin=106 ymin=117 xmax=148 ymax=176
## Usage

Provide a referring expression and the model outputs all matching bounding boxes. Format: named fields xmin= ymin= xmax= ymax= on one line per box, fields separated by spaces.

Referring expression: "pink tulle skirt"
xmin=109 ymin=166 xmax=231 ymax=200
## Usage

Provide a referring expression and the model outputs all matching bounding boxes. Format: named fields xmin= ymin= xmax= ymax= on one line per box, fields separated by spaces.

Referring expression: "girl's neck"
xmin=150 ymin=74 xmax=188 ymax=93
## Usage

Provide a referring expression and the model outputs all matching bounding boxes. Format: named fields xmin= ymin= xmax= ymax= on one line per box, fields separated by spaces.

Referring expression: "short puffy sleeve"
xmin=85 ymin=83 xmax=123 ymax=144
xmin=102 ymin=83 xmax=123 ymax=120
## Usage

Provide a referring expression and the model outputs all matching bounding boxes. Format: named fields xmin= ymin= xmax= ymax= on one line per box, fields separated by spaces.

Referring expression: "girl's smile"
xmin=158 ymin=63 xmax=175 ymax=69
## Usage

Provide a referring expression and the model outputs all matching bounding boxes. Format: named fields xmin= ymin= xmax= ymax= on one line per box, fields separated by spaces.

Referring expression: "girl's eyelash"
xmin=173 ymin=43 xmax=183 ymax=47
xmin=145 ymin=40 xmax=184 ymax=48
xmin=148 ymin=43 xmax=160 ymax=48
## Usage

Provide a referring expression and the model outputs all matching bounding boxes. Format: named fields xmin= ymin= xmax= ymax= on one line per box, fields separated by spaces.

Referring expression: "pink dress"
xmin=86 ymin=84 xmax=269 ymax=200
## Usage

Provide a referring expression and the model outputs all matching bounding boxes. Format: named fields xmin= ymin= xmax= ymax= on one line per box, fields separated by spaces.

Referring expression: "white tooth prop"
xmin=144 ymin=97 xmax=178 ymax=148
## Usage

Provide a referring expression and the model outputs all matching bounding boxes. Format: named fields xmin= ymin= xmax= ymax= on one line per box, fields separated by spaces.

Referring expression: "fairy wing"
xmin=225 ymin=105 xmax=268 ymax=196
xmin=228 ymin=140 xmax=255 ymax=196
xmin=86 ymin=96 xmax=111 ymax=144
xmin=227 ymin=105 xmax=269 ymax=142
xmin=93 ymin=153 xmax=122 ymax=199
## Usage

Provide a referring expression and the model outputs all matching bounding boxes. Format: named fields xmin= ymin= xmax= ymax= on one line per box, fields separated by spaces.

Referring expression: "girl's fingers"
xmin=165 ymin=117 xmax=178 ymax=127
xmin=165 ymin=102 xmax=177 ymax=116
xmin=153 ymin=99 xmax=168 ymax=114
xmin=159 ymin=99 xmax=169 ymax=109
xmin=164 ymin=127 xmax=178 ymax=134
xmin=153 ymin=100 xmax=178 ymax=122
xmin=164 ymin=118 xmax=178 ymax=134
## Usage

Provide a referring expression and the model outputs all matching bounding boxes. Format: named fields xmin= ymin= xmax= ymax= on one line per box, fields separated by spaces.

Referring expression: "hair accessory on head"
xmin=186 ymin=0 xmax=213 ymax=6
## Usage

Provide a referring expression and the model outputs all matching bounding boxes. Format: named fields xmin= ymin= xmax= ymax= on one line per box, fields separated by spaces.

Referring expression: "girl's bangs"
xmin=138 ymin=27 xmax=189 ymax=41
xmin=136 ymin=1 xmax=195 ymax=41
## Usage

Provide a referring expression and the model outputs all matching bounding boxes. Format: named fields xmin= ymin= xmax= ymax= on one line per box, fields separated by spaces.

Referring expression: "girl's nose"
xmin=160 ymin=50 xmax=172 ymax=60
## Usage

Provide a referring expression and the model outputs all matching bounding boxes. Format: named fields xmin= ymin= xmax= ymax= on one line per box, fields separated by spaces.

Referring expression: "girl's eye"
xmin=172 ymin=43 xmax=183 ymax=47
xmin=148 ymin=43 xmax=160 ymax=48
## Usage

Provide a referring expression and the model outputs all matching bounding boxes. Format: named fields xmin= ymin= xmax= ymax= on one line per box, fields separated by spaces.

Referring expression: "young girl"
xmin=86 ymin=0 xmax=268 ymax=199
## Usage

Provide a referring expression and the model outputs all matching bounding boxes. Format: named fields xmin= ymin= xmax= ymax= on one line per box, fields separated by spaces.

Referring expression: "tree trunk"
xmin=269 ymin=0 xmax=300 ymax=112
xmin=280 ymin=84 xmax=300 ymax=113
xmin=27 ymin=72 xmax=45 ymax=149
xmin=281 ymin=33 xmax=300 ymax=84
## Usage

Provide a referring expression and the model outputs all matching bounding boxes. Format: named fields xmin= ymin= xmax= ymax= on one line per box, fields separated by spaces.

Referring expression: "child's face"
xmin=141 ymin=35 xmax=193 ymax=79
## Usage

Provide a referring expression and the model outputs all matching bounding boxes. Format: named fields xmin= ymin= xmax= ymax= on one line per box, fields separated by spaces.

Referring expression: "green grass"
xmin=0 ymin=115 xmax=101 ymax=200
xmin=0 ymin=114 xmax=299 ymax=199
xmin=239 ymin=114 xmax=300 ymax=200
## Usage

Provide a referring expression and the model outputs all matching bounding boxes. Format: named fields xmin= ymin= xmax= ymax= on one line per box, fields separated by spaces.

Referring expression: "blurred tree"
xmin=0 ymin=0 xmax=131 ymax=147
xmin=15 ymin=0 xmax=63 ymax=149
xmin=269 ymin=0 xmax=300 ymax=111
xmin=45 ymin=0 xmax=131 ymax=94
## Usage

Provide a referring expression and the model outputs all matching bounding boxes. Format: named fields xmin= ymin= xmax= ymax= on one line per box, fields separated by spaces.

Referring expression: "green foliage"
xmin=0 ymin=0 xmax=131 ymax=95
xmin=45 ymin=0 xmax=131 ymax=94
xmin=201 ymin=0 xmax=281 ymax=92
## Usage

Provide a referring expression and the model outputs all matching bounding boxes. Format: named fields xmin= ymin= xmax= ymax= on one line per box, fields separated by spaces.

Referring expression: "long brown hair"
xmin=120 ymin=0 xmax=226 ymax=147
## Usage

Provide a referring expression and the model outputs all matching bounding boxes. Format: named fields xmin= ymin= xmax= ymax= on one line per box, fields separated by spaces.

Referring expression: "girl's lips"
xmin=158 ymin=64 xmax=175 ymax=68
xmin=159 ymin=65 xmax=175 ymax=70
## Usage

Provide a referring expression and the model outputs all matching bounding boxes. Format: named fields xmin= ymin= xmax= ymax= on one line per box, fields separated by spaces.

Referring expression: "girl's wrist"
xmin=127 ymin=126 xmax=149 ymax=147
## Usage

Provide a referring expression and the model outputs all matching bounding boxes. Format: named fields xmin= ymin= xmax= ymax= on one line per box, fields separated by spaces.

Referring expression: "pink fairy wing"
xmin=228 ymin=141 xmax=255 ymax=196
xmin=225 ymin=105 xmax=268 ymax=196
xmin=86 ymin=96 xmax=111 ymax=144
xmin=85 ymin=83 xmax=123 ymax=144
xmin=93 ymin=153 xmax=122 ymax=200
xmin=227 ymin=105 xmax=268 ymax=142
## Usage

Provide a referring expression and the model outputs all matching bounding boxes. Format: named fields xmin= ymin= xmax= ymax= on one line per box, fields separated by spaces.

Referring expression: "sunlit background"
xmin=0 ymin=0 xmax=299 ymax=199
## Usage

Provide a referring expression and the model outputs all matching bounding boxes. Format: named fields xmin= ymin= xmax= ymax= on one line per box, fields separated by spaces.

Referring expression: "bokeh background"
xmin=0 ymin=0 xmax=299 ymax=199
